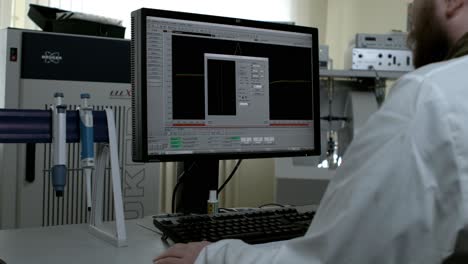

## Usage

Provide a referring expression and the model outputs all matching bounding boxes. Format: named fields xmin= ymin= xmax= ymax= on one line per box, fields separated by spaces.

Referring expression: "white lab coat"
xmin=195 ymin=56 xmax=468 ymax=263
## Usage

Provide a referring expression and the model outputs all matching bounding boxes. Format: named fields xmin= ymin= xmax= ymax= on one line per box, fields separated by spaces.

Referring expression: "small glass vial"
xmin=207 ymin=190 xmax=219 ymax=215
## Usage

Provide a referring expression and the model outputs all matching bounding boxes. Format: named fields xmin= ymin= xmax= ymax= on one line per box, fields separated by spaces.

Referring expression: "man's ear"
xmin=445 ymin=0 xmax=465 ymax=17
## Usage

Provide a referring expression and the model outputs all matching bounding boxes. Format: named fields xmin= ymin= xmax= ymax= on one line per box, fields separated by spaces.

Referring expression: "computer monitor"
xmin=131 ymin=8 xmax=320 ymax=213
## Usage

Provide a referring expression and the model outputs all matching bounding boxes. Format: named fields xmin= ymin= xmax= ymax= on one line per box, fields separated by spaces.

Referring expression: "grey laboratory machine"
xmin=355 ymin=33 xmax=408 ymax=50
xmin=349 ymin=32 xmax=414 ymax=72
xmin=0 ymin=28 xmax=160 ymax=229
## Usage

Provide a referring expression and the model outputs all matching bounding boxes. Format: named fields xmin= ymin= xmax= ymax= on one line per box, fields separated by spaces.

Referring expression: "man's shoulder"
xmin=403 ymin=55 xmax=468 ymax=84
xmin=389 ymin=55 xmax=468 ymax=107
xmin=383 ymin=56 xmax=468 ymax=126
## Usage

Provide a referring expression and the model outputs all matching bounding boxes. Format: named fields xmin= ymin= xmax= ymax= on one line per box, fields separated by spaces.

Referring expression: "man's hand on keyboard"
xmin=153 ymin=241 xmax=212 ymax=264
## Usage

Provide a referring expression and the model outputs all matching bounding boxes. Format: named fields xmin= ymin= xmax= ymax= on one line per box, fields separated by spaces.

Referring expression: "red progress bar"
xmin=270 ymin=124 xmax=311 ymax=127
xmin=171 ymin=123 xmax=311 ymax=127
xmin=172 ymin=124 xmax=206 ymax=127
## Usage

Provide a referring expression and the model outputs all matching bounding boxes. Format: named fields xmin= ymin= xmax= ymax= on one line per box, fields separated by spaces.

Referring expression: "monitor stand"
xmin=175 ymin=159 xmax=219 ymax=214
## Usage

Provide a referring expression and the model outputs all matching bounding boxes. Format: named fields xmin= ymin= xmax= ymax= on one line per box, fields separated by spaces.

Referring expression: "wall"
xmin=11 ymin=0 xmax=328 ymax=40
xmin=291 ymin=0 xmax=328 ymax=43
xmin=48 ymin=0 xmax=295 ymax=39
xmin=11 ymin=0 xmax=49 ymax=29
xmin=0 ymin=0 xmax=13 ymax=29
xmin=236 ymin=159 xmax=275 ymax=207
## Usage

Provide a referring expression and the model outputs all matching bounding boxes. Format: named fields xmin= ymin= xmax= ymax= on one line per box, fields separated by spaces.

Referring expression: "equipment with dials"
xmin=350 ymin=48 xmax=414 ymax=72
xmin=349 ymin=32 xmax=414 ymax=72
xmin=355 ymin=33 xmax=408 ymax=50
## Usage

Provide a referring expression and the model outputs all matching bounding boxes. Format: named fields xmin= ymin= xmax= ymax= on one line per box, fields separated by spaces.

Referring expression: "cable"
xmin=320 ymin=115 xmax=349 ymax=122
xmin=370 ymin=66 xmax=386 ymax=106
xmin=217 ymin=159 xmax=243 ymax=196
xmin=171 ymin=162 xmax=197 ymax=214
xmin=172 ymin=160 xmax=243 ymax=213
xmin=259 ymin=203 xmax=286 ymax=208
xmin=137 ymin=222 xmax=163 ymax=235
xmin=219 ymin=207 xmax=237 ymax=213
xmin=326 ymin=76 xmax=335 ymax=128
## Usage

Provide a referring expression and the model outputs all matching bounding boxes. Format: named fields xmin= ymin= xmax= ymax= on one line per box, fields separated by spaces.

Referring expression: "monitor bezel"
xmin=132 ymin=8 xmax=321 ymax=162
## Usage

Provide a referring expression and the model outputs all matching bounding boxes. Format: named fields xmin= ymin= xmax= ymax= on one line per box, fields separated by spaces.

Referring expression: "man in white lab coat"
xmin=154 ymin=0 xmax=468 ymax=263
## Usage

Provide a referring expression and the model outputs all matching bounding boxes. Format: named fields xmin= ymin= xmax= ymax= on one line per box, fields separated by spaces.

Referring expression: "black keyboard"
xmin=153 ymin=207 xmax=315 ymax=244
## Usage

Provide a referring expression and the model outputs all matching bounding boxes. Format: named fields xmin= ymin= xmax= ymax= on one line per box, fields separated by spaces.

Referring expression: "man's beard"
xmin=408 ymin=1 xmax=451 ymax=68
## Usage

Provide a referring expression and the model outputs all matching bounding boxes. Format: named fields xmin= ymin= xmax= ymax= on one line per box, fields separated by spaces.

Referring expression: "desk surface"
xmin=0 ymin=218 xmax=168 ymax=264
xmin=0 ymin=206 xmax=311 ymax=263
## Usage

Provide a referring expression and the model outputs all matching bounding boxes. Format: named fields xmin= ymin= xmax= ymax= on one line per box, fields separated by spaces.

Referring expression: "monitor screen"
xmin=131 ymin=8 xmax=320 ymax=162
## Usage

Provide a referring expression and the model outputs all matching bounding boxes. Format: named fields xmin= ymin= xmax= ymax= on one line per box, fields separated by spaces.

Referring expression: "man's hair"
xmin=407 ymin=0 xmax=451 ymax=68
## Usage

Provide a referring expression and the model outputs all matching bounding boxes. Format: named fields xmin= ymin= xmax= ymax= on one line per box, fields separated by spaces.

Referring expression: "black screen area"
xmin=171 ymin=35 xmax=313 ymax=120
xmin=22 ymin=32 xmax=130 ymax=83
xmin=207 ymin=59 xmax=237 ymax=116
